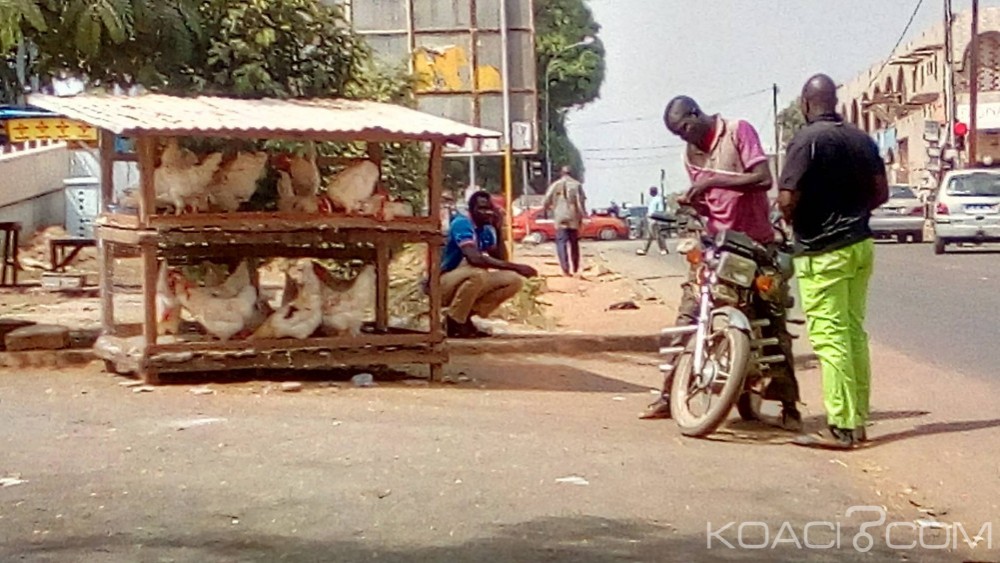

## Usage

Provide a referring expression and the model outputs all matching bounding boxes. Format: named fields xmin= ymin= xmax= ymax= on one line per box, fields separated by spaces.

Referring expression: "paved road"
xmin=594 ymin=238 xmax=1000 ymax=380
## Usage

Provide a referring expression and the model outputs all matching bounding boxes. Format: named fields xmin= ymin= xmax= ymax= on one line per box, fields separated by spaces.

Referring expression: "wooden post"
xmin=427 ymin=142 xmax=444 ymax=344
xmin=99 ymin=130 xmax=115 ymax=213
xmin=100 ymin=239 xmax=114 ymax=336
xmin=136 ymin=137 xmax=158 ymax=226
xmin=375 ymin=238 xmax=390 ymax=332
xmin=366 ymin=142 xmax=384 ymax=188
xmin=428 ymin=142 xmax=443 ymax=220
xmin=142 ymin=242 xmax=158 ymax=348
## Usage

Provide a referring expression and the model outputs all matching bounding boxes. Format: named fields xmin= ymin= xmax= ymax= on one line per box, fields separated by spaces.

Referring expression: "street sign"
xmin=923 ymin=120 xmax=941 ymax=142
xmin=5 ymin=117 xmax=97 ymax=142
xmin=331 ymin=0 xmax=538 ymax=156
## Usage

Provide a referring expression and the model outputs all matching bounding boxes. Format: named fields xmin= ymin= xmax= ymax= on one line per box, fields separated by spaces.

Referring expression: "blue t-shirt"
xmin=442 ymin=214 xmax=498 ymax=273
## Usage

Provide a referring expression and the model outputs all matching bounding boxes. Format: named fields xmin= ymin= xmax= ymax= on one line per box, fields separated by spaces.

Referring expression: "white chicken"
xmin=208 ymin=152 xmax=269 ymax=212
xmin=154 ymin=139 xmax=223 ymax=214
xmin=324 ymin=160 xmax=379 ymax=214
xmin=167 ymin=262 xmax=259 ymax=341
xmin=277 ymin=171 xmax=319 ymax=214
xmin=313 ymin=264 xmax=376 ymax=337
xmin=383 ymin=200 xmax=414 ymax=220
xmin=156 ymin=261 xmax=181 ymax=336
xmin=288 ymin=141 xmax=322 ymax=196
xmin=250 ymin=260 xmax=323 ymax=340
xmin=160 ymin=138 xmax=198 ymax=168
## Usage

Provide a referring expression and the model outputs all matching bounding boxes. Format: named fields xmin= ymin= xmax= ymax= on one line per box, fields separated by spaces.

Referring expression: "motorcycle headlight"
xmin=711 ymin=283 xmax=740 ymax=304
xmin=716 ymin=251 xmax=757 ymax=288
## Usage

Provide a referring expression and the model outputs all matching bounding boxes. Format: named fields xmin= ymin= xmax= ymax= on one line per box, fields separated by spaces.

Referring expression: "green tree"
xmin=0 ymin=0 xmax=45 ymax=52
xmin=536 ymin=0 xmax=605 ymax=181
xmin=441 ymin=0 xmax=606 ymax=199
xmin=7 ymin=0 xmax=426 ymax=206
xmin=777 ymin=101 xmax=806 ymax=149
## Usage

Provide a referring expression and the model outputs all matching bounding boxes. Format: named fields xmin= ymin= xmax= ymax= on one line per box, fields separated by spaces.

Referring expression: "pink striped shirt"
xmin=684 ymin=118 xmax=774 ymax=244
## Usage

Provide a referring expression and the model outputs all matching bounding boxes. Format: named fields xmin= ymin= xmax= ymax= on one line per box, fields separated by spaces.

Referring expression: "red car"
xmin=511 ymin=207 xmax=629 ymax=243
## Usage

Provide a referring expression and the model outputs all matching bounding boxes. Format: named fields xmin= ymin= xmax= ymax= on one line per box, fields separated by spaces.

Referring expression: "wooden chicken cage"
xmin=27 ymin=94 xmax=502 ymax=384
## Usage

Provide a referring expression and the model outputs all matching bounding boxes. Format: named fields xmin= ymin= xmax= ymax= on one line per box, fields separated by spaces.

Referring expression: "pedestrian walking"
xmin=778 ymin=74 xmax=889 ymax=449
xmin=541 ymin=166 xmax=588 ymax=276
xmin=636 ymin=186 xmax=669 ymax=256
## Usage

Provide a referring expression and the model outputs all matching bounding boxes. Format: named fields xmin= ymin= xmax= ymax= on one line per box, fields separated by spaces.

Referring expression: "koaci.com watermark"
xmin=707 ymin=506 xmax=993 ymax=553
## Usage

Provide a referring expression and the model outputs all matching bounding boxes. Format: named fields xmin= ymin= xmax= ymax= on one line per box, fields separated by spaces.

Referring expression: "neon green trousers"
xmin=794 ymin=238 xmax=874 ymax=430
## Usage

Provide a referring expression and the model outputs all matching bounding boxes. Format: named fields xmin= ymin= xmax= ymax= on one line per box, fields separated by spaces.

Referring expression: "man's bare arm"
xmin=777 ymin=189 xmax=799 ymax=224
xmin=460 ymin=245 xmax=536 ymax=277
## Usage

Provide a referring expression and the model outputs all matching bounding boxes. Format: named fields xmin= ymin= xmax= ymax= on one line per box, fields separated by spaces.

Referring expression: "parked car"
xmin=870 ymin=185 xmax=926 ymax=243
xmin=931 ymin=168 xmax=1000 ymax=254
xmin=512 ymin=207 xmax=629 ymax=243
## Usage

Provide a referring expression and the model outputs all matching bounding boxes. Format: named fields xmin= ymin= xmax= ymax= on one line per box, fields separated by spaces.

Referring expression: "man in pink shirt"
xmin=640 ymin=96 xmax=800 ymax=428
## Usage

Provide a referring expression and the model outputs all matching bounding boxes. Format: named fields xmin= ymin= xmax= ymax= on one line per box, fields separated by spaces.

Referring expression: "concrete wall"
xmin=0 ymin=144 xmax=70 ymax=238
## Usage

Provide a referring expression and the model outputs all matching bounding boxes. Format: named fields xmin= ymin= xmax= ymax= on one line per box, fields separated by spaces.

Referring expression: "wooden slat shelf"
xmin=92 ymin=128 xmax=449 ymax=384
xmin=95 ymin=334 xmax=446 ymax=377
xmin=99 ymin=212 xmax=440 ymax=235
xmin=97 ymin=225 xmax=443 ymax=249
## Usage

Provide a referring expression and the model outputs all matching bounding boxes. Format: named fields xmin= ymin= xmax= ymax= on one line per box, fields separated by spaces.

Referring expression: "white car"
xmin=870 ymin=185 xmax=925 ymax=243
xmin=931 ymin=168 xmax=1000 ymax=254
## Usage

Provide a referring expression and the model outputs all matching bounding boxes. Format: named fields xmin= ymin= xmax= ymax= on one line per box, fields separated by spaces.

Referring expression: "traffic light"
xmin=955 ymin=121 xmax=968 ymax=152
xmin=528 ymin=158 xmax=545 ymax=179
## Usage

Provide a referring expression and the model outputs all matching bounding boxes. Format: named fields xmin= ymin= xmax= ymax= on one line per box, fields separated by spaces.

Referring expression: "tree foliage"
xmin=777 ymin=101 xmax=806 ymax=149
xmin=2 ymin=0 xmax=426 ymax=206
xmin=535 ymin=0 xmax=605 ymax=180
xmin=440 ymin=0 xmax=606 ymax=198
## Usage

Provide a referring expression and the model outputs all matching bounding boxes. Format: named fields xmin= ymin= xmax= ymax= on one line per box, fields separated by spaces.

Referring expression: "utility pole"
xmin=943 ymin=0 xmax=956 ymax=148
xmin=469 ymin=155 xmax=476 ymax=191
xmin=968 ymin=0 xmax=981 ymax=165
xmin=772 ymin=83 xmax=781 ymax=174
xmin=500 ymin=0 xmax=515 ymax=257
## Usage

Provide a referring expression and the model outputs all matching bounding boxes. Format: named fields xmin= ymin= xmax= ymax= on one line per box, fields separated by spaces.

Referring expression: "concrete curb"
xmin=448 ymin=333 xmax=820 ymax=368
xmin=0 ymin=333 xmax=820 ymax=371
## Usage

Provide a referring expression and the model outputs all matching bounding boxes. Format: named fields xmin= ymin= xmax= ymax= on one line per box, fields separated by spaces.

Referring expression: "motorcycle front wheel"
xmin=670 ymin=326 xmax=751 ymax=437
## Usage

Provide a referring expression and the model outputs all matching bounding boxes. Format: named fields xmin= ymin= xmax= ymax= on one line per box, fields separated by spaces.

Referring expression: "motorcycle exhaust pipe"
xmin=659 ymin=346 xmax=686 ymax=356
xmin=750 ymin=319 xmax=771 ymax=328
xmin=661 ymin=325 xmax=698 ymax=337
xmin=757 ymin=354 xmax=787 ymax=365
xmin=752 ymin=337 xmax=779 ymax=348
xmin=659 ymin=364 xmax=674 ymax=373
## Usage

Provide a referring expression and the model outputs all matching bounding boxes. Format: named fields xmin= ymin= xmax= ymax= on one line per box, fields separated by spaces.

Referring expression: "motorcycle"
xmin=653 ymin=208 xmax=796 ymax=437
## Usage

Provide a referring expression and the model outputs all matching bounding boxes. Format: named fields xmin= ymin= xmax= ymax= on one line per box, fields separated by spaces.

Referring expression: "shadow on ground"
xmin=868 ymin=418 xmax=1000 ymax=448
xmin=124 ymin=360 xmax=653 ymax=395
xmin=0 ymin=515 xmax=945 ymax=563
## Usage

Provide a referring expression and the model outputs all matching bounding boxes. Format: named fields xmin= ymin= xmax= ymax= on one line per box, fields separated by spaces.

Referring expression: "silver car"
xmin=931 ymin=168 xmax=1000 ymax=255
xmin=870 ymin=185 xmax=926 ymax=243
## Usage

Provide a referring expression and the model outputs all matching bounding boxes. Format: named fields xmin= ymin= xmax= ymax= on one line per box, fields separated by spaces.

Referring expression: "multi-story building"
xmin=839 ymin=7 xmax=1000 ymax=195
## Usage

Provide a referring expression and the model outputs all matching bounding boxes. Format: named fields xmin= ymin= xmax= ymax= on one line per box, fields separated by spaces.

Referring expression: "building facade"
xmin=838 ymin=8 xmax=1000 ymax=195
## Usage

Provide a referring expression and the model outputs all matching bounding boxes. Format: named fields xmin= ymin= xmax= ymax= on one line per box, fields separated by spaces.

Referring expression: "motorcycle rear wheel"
xmin=670 ymin=326 xmax=751 ymax=437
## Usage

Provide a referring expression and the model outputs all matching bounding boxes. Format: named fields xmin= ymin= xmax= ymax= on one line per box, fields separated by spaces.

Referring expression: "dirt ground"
xmin=1 ymin=240 xmax=998 ymax=561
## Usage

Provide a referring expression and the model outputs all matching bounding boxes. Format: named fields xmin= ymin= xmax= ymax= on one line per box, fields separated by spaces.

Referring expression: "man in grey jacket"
xmin=542 ymin=166 xmax=588 ymax=276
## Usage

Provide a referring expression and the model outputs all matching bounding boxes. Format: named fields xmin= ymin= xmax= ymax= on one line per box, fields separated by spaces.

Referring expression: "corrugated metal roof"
xmin=26 ymin=94 xmax=501 ymax=143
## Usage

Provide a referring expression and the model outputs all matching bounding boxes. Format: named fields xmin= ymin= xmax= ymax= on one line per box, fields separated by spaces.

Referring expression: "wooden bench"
xmin=50 ymin=238 xmax=97 ymax=272
xmin=0 ymin=222 xmax=20 ymax=286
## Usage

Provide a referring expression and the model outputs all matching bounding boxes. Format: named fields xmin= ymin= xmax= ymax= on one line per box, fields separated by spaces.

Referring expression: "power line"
xmin=867 ymin=0 xmax=926 ymax=89
xmin=580 ymin=143 xmax=685 ymax=153
xmin=586 ymin=154 xmax=674 ymax=162
xmin=569 ymin=86 xmax=774 ymax=128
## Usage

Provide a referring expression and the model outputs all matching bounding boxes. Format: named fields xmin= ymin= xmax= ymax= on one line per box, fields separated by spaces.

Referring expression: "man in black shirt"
xmin=778 ymin=74 xmax=889 ymax=450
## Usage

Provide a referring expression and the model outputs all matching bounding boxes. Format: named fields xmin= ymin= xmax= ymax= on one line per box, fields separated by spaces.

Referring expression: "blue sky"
xmin=568 ymin=0 xmax=1000 ymax=206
